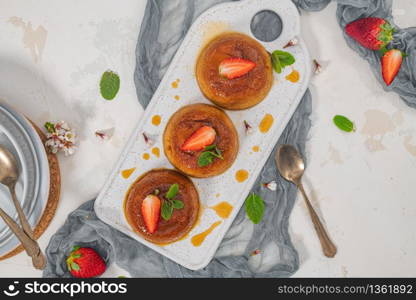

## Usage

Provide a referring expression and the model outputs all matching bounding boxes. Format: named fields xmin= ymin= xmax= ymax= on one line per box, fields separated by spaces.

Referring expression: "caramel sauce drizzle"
xmin=151 ymin=147 xmax=160 ymax=158
xmin=259 ymin=114 xmax=274 ymax=133
xmin=121 ymin=168 xmax=136 ymax=179
xmin=286 ymin=69 xmax=300 ymax=83
xmin=191 ymin=221 xmax=222 ymax=247
xmin=211 ymin=201 xmax=233 ymax=219
xmin=151 ymin=115 xmax=161 ymax=126
xmin=235 ymin=169 xmax=249 ymax=183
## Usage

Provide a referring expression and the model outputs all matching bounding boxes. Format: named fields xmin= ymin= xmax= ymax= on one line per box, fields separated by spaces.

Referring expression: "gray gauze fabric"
xmin=335 ymin=0 xmax=416 ymax=108
xmin=43 ymin=0 xmax=415 ymax=277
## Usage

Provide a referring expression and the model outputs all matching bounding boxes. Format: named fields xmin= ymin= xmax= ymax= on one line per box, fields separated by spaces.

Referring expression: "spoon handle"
xmin=298 ymin=182 xmax=337 ymax=258
xmin=0 ymin=207 xmax=46 ymax=269
xmin=9 ymin=184 xmax=34 ymax=238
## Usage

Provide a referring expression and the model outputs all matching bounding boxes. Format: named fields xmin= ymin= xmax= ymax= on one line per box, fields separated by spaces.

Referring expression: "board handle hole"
xmin=250 ymin=10 xmax=283 ymax=42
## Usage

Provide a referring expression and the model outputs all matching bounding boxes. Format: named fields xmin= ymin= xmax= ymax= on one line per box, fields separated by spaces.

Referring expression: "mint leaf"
xmin=207 ymin=151 xmax=222 ymax=159
xmin=271 ymin=50 xmax=295 ymax=73
xmin=271 ymin=53 xmax=282 ymax=73
xmin=100 ymin=70 xmax=120 ymax=100
xmin=172 ymin=199 xmax=184 ymax=209
xmin=166 ymin=183 xmax=179 ymax=200
xmin=161 ymin=201 xmax=173 ymax=221
xmin=198 ymin=151 xmax=214 ymax=167
xmin=333 ymin=115 xmax=355 ymax=132
xmin=215 ymin=147 xmax=222 ymax=157
xmin=204 ymin=145 xmax=216 ymax=151
xmin=278 ymin=51 xmax=295 ymax=67
xmin=245 ymin=193 xmax=265 ymax=224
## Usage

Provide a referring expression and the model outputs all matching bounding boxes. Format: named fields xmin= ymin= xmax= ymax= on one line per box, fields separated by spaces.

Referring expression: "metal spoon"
xmin=275 ymin=144 xmax=337 ymax=258
xmin=0 ymin=145 xmax=46 ymax=268
xmin=0 ymin=145 xmax=34 ymax=237
xmin=0 ymin=207 xmax=46 ymax=269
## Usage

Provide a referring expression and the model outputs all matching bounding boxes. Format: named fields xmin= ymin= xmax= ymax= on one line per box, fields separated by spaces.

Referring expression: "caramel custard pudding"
xmin=196 ymin=32 xmax=273 ymax=110
xmin=124 ymin=169 xmax=199 ymax=244
xmin=163 ymin=103 xmax=239 ymax=178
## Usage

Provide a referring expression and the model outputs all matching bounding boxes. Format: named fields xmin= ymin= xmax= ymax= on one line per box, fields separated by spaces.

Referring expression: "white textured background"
xmin=0 ymin=0 xmax=415 ymax=277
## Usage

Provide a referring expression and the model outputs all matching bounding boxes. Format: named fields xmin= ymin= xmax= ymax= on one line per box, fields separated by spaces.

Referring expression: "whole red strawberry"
xmin=66 ymin=246 xmax=106 ymax=278
xmin=345 ymin=17 xmax=394 ymax=50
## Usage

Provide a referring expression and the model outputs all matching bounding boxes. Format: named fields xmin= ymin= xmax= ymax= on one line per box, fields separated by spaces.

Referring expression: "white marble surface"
xmin=0 ymin=0 xmax=415 ymax=277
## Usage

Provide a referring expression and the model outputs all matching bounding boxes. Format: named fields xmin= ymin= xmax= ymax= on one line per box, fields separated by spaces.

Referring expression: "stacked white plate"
xmin=0 ymin=102 xmax=49 ymax=257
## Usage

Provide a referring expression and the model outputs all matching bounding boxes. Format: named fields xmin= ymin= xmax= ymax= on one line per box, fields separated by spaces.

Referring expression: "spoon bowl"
xmin=0 ymin=145 xmax=19 ymax=186
xmin=0 ymin=144 xmax=46 ymax=268
xmin=275 ymin=144 xmax=305 ymax=184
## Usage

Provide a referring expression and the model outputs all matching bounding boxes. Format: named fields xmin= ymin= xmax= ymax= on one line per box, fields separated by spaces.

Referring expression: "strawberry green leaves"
xmin=161 ymin=183 xmax=184 ymax=221
xmin=271 ymin=50 xmax=296 ymax=74
xmin=66 ymin=246 xmax=81 ymax=272
xmin=333 ymin=115 xmax=355 ymax=132
xmin=378 ymin=22 xmax=394 ymax=45
xmin=69 ymin=262 xmax=80 ymax=271
xmin=100 ymin=70 xmax=120 ymax=100
xmin=245 ymin=193 xmax=265 ymax=224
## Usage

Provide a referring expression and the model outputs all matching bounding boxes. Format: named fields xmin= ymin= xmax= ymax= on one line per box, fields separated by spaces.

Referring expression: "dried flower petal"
xmin=95 ymin=127 xmax=115 ymax=140
xmin=143 ymin=132 xmax=154 ymax=147
xmin=313 ymin=59 xmax=322 ymax=74
xmin=283 ymin=38 xmax=298 ymax=48
xmin=243 ymin=120 xmax=253 ymax=135
xmin=263 ymin=180 xmax=277 ymax=191
xmin=251 ymin=249 xmax=261 ymax=256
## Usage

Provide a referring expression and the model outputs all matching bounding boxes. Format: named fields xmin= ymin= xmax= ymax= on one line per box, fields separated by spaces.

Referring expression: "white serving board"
xmin=95 ymin=0 xmax=311 ymax=270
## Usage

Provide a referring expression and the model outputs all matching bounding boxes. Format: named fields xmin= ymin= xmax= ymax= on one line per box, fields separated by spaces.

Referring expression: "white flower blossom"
xmin=44 ymin=121 xmax=76 ymax=156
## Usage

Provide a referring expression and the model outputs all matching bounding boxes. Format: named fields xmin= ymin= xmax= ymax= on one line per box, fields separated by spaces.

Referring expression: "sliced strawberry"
xmin=381 ymin=49 xmax=403 ymax=86
xmin=181 ymin=126 xmax=216 ymax=151
xmin=141 ymin=194 xmax=161 ymax=234
xmin=219 ymin=58 xmax=256 ymax=79
xmin=345 ymin=17 xmax=394 ymax=50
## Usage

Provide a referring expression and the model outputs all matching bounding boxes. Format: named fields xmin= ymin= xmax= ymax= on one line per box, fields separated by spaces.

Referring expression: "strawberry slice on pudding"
xmin=125 ymin=169 xmax=200 ymax=244
xmin=141 ymin=194 xmax=161 ymax=234
xmin=219 ymin=58 xmax=256 ymax=79
xmin=181 ymin=126 xmax=216 ymax=152
xmin=163 ymin=104 xmax=239 ymax=178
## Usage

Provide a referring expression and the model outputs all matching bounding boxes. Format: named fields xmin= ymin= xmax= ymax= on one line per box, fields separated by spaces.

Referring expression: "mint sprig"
xmin=161 ymin=183 xmax=184 ymax=221
xmin=271 ymin=50 xmax=295 ymax=73
xmin=197 ymin=145 xmax=224 ymax=167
